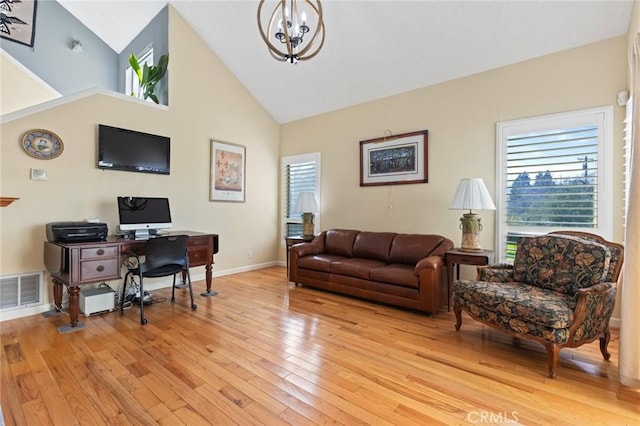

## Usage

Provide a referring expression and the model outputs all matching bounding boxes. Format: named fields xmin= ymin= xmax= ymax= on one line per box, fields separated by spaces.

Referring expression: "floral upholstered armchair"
xmin=452 ymin=232 xmax=624 ymax=378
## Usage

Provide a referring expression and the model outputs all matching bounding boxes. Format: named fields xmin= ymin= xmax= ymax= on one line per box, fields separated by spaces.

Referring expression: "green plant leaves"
xmin=128 ymin=53 xmax=169 ymax=104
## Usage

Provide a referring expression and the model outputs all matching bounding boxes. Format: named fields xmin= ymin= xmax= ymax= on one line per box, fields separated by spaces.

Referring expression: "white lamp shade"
xmin=449 ymin=178 xmax=496 ymax=211
xmin=293 ymin=192 xmax=319 ymax=213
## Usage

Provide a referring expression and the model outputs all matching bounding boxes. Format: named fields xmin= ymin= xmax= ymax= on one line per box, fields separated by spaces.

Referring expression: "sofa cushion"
xmin=454 ymin=280 xmax=575 ymax=328
xmin=331 ymin=258 xmax=387 ymax=280
xmin=512 ymin=235 xmax=610 ymax=295
xmin=325 ymin=229 xmax=359 ymax=257
xmin=298 ymin=254 xmax=349 ymax=273
xmin=352 ymin=232 xmax=396 ymax=262
xmin=370 ymin=264 xmax=419 ymax=289
xmin=388 ymin=234 xmax=445 ymax=265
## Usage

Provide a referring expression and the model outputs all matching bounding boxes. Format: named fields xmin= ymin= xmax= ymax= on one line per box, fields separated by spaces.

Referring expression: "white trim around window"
xmin=496 ymin=106 xmax=613 ymax=261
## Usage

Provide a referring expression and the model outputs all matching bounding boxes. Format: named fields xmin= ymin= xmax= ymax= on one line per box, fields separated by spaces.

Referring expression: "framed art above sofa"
xmin=359 ymin=129 xmax=428 ymax=186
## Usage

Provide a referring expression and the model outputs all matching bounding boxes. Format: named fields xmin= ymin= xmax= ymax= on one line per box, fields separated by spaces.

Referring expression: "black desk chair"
xmin=121 ymin=235 xmax=197 ymax=325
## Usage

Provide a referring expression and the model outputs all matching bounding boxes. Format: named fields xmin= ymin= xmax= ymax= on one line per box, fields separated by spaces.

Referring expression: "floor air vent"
xmin=0 ymin=272 xmax=43 ymax=310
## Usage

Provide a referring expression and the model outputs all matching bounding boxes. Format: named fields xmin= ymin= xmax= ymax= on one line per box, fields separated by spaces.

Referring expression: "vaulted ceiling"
xmin=58 ymin=0 xmax=634 ymax=124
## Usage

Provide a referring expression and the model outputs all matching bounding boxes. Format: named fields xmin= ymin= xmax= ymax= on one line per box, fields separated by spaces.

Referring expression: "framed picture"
xmin=0 ymin=0 xmax=37 ymax=48
xmin=210 ymin=140 xmax=246 ymax=202
xmin=359 ymin=130 xmax=428 ymax=186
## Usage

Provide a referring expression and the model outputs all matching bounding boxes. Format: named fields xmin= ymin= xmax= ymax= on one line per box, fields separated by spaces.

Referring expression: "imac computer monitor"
xmin=117 ymin=196 xmax=172 ymax=239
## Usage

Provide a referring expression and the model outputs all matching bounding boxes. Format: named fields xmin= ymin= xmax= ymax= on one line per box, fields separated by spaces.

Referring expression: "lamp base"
xmin=301 ymin=212 xmax=315 ymax=239
xmin=459 ymin=212 xmax=483 ymax=251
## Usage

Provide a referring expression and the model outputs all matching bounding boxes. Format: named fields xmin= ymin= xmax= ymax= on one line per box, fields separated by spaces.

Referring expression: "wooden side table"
xmin=285 ymin=235 xmax=314 ymax=277
xmin=445 ymin=249 xmax=495 ymax=312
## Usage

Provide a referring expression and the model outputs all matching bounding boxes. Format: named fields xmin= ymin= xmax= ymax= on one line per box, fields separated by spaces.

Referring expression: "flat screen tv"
xmin=117 ymin=196 xmax=172 ymax=240
xmin=98 ymin=124 xmax=170 ymax=175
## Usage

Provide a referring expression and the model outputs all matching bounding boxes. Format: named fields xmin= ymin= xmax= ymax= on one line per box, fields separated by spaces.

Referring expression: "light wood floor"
xmin=1 ymin=266 xmax=638 ymax=425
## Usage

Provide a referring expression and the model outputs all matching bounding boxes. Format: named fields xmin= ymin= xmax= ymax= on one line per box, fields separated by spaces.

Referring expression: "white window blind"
xmin=281 ymin=152 xmax=321 ymax=242
xmin=496 ymin=106 xmax=613 ymax=261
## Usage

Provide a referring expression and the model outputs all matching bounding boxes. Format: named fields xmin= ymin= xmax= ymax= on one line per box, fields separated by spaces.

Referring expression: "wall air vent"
xmin=0 ymin=272 xmax=43 ymax=311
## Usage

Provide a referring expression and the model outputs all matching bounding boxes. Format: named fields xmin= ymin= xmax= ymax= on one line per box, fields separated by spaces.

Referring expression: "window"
xmin=496 ymin=106 xmax=613 ymax=261
xmin=125 ymin=45 xmax=154 ymax=100
xmin=281 ymin=152 xmax=321 ymax=242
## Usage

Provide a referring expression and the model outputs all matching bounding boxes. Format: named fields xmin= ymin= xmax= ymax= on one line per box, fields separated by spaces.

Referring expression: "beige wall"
xmin=0 ymin=8 xmax=280 ymax=312
xmin=0 ymin=52 xmax=59 ymax=115
xmin=280 ymin=36 xmax=628 ymax=300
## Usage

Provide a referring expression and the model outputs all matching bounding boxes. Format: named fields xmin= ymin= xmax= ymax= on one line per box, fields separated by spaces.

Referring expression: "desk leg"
xmin=53 ymin=278 xmax=63 ymax=311
xmin=56 ymin=285 xmax=85 ymax=333
xmin=200 ymin=263 xmax=217 ymax=297
xmin=68 ymin=286 xmax=80 ymax=327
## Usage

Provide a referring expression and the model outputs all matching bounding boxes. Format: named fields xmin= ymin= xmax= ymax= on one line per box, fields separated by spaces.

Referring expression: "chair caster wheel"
xmin=141 ymin=318 xmax=148 ymax=325
xmin=191 ymin=304 xmax=197 ymax=311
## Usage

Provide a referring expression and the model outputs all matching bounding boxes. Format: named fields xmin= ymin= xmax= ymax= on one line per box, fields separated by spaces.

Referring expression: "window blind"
xmin=281 ymin=152 xmax=321 ymax=240
xmin=496 ymin=107 xmax=613 ymax=262
xmin=506 ymin=125 xmax=599 ymax=228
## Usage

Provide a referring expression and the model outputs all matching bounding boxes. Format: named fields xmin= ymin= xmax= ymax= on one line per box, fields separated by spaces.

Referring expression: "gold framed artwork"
xmin=210 ymin=140 xmax=246 ymax=202
xmin=359 ymin=130 xmax=428 ymax=186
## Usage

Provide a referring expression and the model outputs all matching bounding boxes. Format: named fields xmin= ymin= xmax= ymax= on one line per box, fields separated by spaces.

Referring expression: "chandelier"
xmin=257 ymin=0 xmax=325 ymax=64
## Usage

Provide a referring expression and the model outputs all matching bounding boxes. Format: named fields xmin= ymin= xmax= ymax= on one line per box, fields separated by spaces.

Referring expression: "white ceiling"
xmin=58 ymin=0 xmax=634 ymax=124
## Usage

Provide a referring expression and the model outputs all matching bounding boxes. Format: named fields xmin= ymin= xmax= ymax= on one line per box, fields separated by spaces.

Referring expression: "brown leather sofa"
xmin=288 ymin=229 xmax=454 ymax=314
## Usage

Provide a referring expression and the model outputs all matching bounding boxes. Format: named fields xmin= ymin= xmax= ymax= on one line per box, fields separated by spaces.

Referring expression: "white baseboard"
xmin=0 ymin=304 xmax=54 ymax=322
xmin=609 ymin=317 xmax=620 ymax=329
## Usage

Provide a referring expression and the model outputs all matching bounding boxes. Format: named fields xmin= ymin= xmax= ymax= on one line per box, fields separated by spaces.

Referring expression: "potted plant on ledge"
xmin=129 ymin=53 xmax=169 ymax=104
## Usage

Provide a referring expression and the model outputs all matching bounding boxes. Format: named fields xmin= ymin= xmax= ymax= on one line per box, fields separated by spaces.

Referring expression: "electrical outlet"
xmin=247 ymin=250 xmax=253 ymax=259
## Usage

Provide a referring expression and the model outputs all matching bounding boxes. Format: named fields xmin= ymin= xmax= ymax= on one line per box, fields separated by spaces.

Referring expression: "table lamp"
xmin=293 ymin=192 xmax=319 ymax=238
xmin=449 ymin=178 xmax=496 ymax=251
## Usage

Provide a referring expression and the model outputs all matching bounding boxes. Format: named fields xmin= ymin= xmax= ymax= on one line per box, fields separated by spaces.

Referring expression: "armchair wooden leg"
xmin=599 ymin=330 xmax=611 ymax=361
xmin=454 ymin=305 xmax=463 ymax=331
xmin=545 ymin=343 xmax=560 ymax=379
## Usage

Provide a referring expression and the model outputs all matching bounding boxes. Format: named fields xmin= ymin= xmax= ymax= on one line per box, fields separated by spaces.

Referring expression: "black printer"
xmin=46 ymin=222 xmax=109 ymax=243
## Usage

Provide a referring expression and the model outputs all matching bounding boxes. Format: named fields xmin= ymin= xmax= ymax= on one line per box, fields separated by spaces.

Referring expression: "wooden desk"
xmin=445 ymin=248 xmax=495 ymax=312
xmin=44 ymin=231 xmax=218 ymax=332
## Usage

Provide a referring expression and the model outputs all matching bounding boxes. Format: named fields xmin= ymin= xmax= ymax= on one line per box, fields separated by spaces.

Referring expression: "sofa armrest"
xmin=476 ymin=264 xmax=514 ymax=282
xmin=415 ymin=255 xmax=446 ymax=313
xmin=415 ymin=255 xmax=444 ymax=275
xmin=290 ymin=233 xmax=325 ymax=257
xmin=569 ymin=282 xmax=617 ymax=342
xmin=288 ymin=232 xmax=326 ymax=282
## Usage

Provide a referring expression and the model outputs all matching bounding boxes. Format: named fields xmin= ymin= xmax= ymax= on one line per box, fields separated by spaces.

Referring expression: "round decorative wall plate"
xmin=21 ymin=129 xmax=64 ymax=160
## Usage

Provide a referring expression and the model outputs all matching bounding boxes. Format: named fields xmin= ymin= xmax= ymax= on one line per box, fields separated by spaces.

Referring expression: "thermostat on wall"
xmin=30 ymin=168 xmax=47 ymax=180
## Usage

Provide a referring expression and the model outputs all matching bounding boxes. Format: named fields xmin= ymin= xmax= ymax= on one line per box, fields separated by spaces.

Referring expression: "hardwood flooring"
xmin=1 ymin=266 xmax=638 ymax=425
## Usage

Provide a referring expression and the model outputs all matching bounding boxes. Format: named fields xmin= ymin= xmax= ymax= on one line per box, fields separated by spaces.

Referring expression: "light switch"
xmin=30 ymin=168 xmax=47 ymax=180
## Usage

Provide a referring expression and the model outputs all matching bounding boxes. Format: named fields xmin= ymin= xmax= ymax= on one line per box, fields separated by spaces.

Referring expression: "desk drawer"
xmin=81 ymin=258 xmax=120 ymax=281
xmin=81 ymin=246 xmax=119 ymax=260
xmin=188 ymin=247 xmax=210 ymax=266
xmin=188 ymin=237 xmax=210 ymax=249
